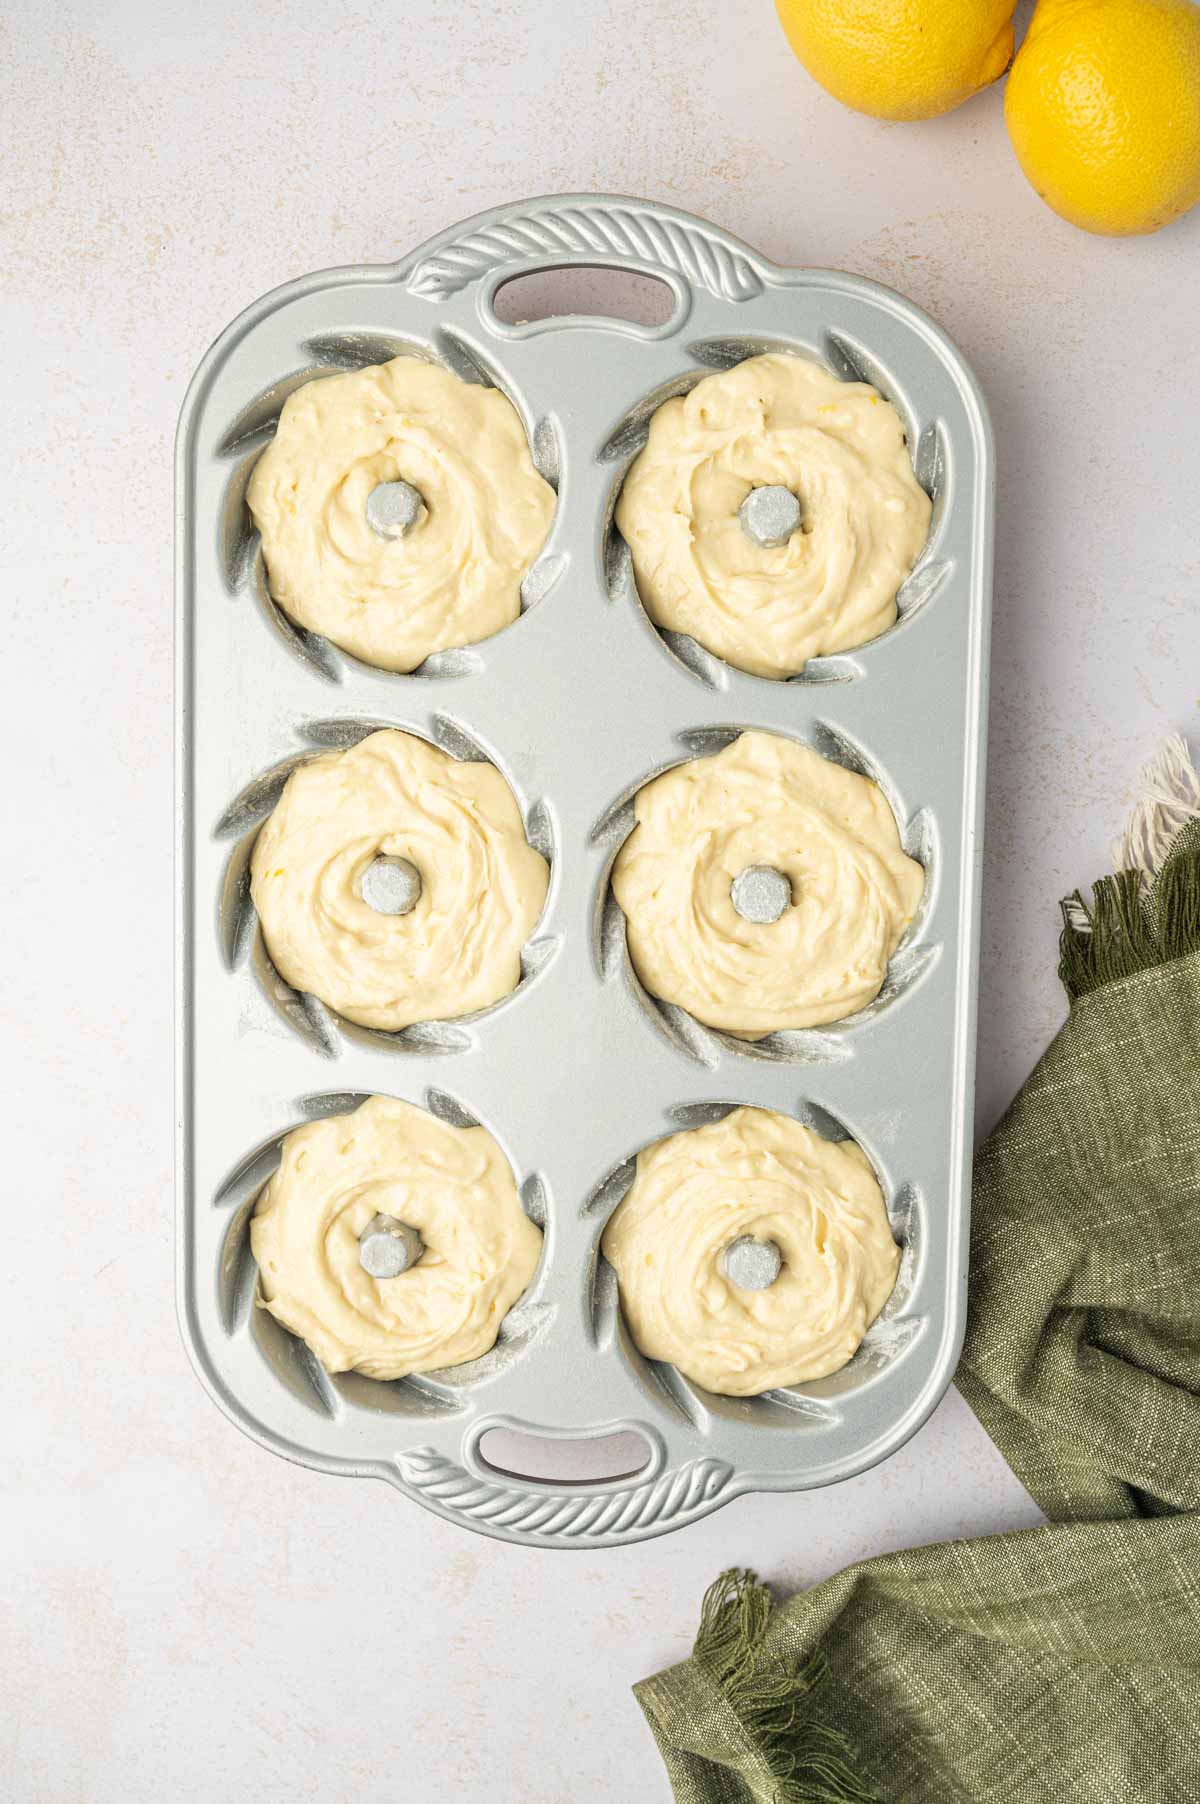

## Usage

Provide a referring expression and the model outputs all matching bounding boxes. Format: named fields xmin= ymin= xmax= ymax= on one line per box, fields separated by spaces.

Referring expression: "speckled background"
xmin=5 ymin=2 xmax=1197 ymax=1799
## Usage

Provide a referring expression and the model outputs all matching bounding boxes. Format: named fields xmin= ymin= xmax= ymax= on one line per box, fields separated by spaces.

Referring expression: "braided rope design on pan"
xmin=408 ymin=204 xmax=763 ymax=304
xmin=395 ymin=1447 xmax=734 ymax=1539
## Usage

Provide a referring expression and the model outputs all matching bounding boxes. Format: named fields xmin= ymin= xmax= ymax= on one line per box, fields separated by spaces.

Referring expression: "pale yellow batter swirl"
xmin=611 ymin=731 xmax=924 ymax=1038
xmin=252 ymin=1095 xmax=543 ymax=1379
xmin=247 ymin=356 xmax=556 ymax=672
xmin=601 ymin=1107 xmax=899 ymax=1395
xmin=251 ymin=729 xmax=549 ymax=1031
xmin=615 ymin=352 xmax=930 ymax=679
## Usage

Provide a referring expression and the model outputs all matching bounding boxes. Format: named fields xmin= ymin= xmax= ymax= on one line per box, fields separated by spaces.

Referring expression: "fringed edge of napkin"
xmin=1060 ymin=734 xmax=1200 ymax=1001
xmin=690 ymin=1569 xmax=877 ymax=1804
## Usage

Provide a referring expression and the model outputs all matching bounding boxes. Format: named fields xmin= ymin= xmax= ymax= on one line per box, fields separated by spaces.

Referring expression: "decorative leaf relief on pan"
xmin=581 ymin=1154 xmax=637 ymax=1220
xmin=895 ymin=557 xmax=954 ymax=624
xmin=845 ymin=944 xmax=941 ymax=1028
xmin=808 ymin=718 xmax=877 ymax=783
xmin=413 ymin=648 xmax=486 ymax=679
xmin=300 ymin=332 xmax=427 ymax=373
xmin=293 ymin=989 xmax=342 ymax=1060
xmin=215 ymin=756 xmax=304 ymax=840
xmin=407 ymin=205 xmax=763 ymax=304
xmin=216 ymin=368 xmax=327 ymax=457
xmin=597 ymin=371 xmax=703 ymax=466
xmin=706 ymin=1024 xmax=856 ymax=1066
xmin=588 ymin=1256 xmax=621 ymax=1353
xmin=411 ymin=1304 xmax=557 ymax=1393
xmin=756 ymin=1387 xmax=842 ymax=1421
xmin=369 ymin=1019 xmax=475 ymax=1056
xmin=530 ymin=416 xmax=562 ymax=490
xmin=394 ymin=1448 xmax=733 ymax=1538
xmin=424 ymin=1087 xmax=481 ymax=1130
xmin=665 ymin=1100 xmax=738 ymax=1129
xmin=822 ymin=329 xmax=878 ymax=393
xmin=646 ymin=998 xmax=723 ymax=1069
xmin=520 ymin=551 xmax=567 ymax=611
xmin=787 ymin=653 xmax=864 ymax=687
xmin=251 ymin=933 xmax=476 ymax=1060
xmin=640 ymin=1361 xmax=711 ymax=1431
xmin=914 ymin=418 xmax=947 ymax=500
xmin=374 ymin=1377 xmax=467 ymax=1418
xmin=603 ymin=527 xmax=635 ymax=605
xmin=675 ymin=724 xmax=744 ymax=759
xmin=791 ymin=1100 xmax=852 ymax=1143
xmin=687 ymin=336 xmax=821 ymax=371
xmin=430 ymin=327 xmax=502 ymax=389
xmin=220 ymin=452 xmax=263 ymax=591
xmin=524 ymin=797 xmax=556 ymax=863
xmin=519 ymin=1173 xmax=550 ymax=1230
xmin=519 ymin=934 xmax=560 ymax=986
xmin=430 ymin=713 xmax=493 ymax=764
xmin=888 ymin=1179 xmax=922 ymax=1250
xmin=254 ymin=1326 xmax=342 ymax=1420
xmin=822 ymin=331 xmax=920 ymax=453
xmin=218 ymin=1198 xmax=260 ymax=1335
xmin=246 ymin=553 xmax=344 ymax=684
xmin=658 ymin=630 xmax=729 ymax=691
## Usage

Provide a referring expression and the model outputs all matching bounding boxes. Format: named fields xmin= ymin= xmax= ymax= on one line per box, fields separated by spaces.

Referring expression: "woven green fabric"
xmin=637 ymin=853 xmax=1200 ymax=1803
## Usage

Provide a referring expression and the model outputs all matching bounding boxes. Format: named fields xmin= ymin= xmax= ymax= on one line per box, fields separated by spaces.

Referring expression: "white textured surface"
xmin=5 ymin=1 xmax=1198 ymax=1799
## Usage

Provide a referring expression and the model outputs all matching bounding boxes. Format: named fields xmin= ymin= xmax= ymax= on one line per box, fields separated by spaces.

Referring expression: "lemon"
xmin=1005 ymin=0 xmax=1200 ymax=234
xmin=774 ymin=0 xmax=1016 ymax=121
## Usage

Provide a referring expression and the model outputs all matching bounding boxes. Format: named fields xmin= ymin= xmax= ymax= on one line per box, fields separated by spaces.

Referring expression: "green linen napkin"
xmin=636 ymin=745 xmax=1200 ymax=1804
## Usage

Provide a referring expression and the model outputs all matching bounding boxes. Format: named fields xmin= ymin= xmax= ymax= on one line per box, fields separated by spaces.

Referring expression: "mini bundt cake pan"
xmin=177 ymin=194 xmax=993 ymax=1547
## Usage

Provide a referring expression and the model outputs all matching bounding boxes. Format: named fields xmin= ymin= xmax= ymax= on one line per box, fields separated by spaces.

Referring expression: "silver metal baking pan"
xmin=176 ymin=194 xmax=993 ymax=1547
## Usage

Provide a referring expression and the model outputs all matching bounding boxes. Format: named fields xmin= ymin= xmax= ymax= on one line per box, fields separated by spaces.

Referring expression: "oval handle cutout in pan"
xmin=475 ymin=1424 xmax=655 ymax=1486
xmin=489 ymin=265 xmax=678 ymax=330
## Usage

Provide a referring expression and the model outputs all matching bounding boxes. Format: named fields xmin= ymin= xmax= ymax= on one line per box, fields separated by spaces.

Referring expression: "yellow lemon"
xmin=774 ymin=0 xmax=1016 ymax=121
xmin=1005 ymin=0 xmax=1200 ymax=234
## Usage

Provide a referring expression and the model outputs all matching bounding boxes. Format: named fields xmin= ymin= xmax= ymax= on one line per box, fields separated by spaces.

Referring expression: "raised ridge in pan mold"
xmin=591 ymin=722 xmax=940 ymax=1067
xmin=216 ymin=326 xmax=566 ymax=684
xmin=601 ymin=333 xmax=953 ymax=690
xmin=215 ymin=715 xmax=561 ymax=1058
xmin=178 ymin=194 xmax=993 ymax=1546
